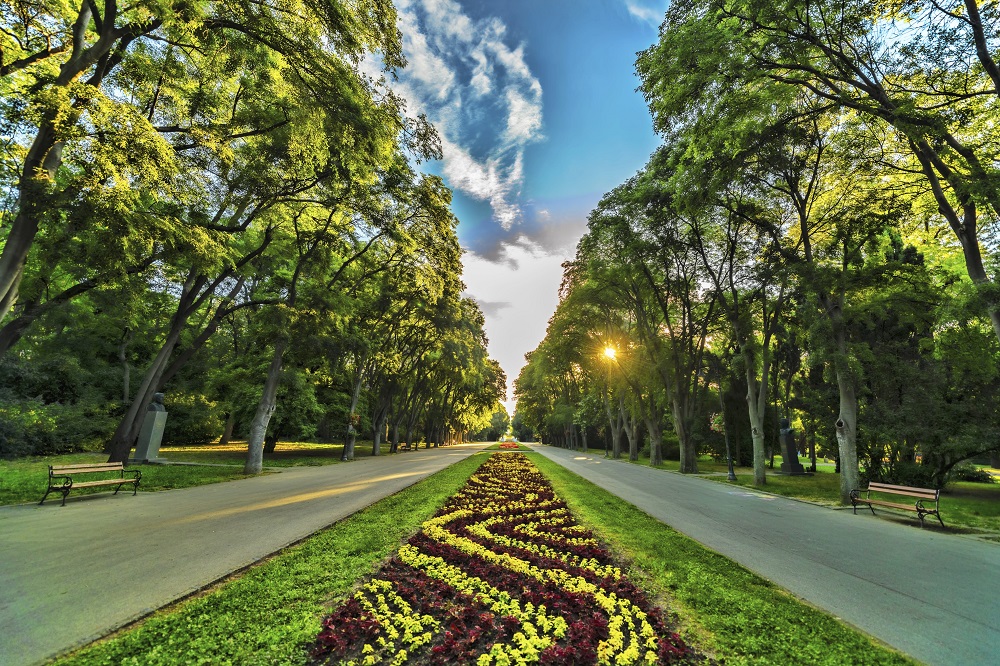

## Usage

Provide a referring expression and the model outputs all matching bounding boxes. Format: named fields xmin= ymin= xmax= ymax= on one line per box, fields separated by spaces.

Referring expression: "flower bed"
xmin=311 ymin=452 xmax=701 ymax=665
xmin=499 ymin=442 xmax=520 ymax=449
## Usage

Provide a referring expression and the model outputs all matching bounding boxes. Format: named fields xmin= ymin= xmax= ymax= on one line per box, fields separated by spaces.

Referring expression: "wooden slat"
xmin=866 ymin=482 xmax=937 ymax=499
xmin=863 ymin=499 xmax=922 ymax=512
xmin=71 ymin=479 xmax=135 ymax=489
xmin=50 ymin=464 xmax=124 ymax=475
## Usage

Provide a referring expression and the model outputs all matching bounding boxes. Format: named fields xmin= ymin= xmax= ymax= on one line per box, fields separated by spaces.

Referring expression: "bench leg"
xmin=39 ymin=488 xmax=51 ymax=506
xmin=60 ymin=488 xmax=70 ymax=506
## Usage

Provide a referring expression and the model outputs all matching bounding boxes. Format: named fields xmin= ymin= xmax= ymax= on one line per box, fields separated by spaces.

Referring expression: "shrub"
xmin=885 ymin=462 xmax=937 ymax=488
xmin=0 ymin=399 xmax=59 ymax=458
xmin=162 ymin=392 xmax=222 ymax=445
xmin=950 ymin=462 xmax=996 ymax=484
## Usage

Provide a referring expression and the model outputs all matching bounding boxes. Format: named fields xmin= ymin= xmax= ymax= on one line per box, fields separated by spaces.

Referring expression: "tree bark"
xmin=745 ymin=354 xmax=768 ymax=486
xmin=118 ymin=328 xmax=132 ymax=404
xmin=244 ymin=338 xmax=287 ymax=474
xmin=673 ymin=398 xmax=698 ymax=473
xmin=219 ymin=412 xmax=235 ymax=446
xmin=341 ymin=367 xmax=365 ymax=461
xmin=646 ymin=412 xmax=663 ymax=466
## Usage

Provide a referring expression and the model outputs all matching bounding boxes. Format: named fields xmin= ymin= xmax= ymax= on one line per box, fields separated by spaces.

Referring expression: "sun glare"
xmin=603 ymin=346 xmax=616 ymax=360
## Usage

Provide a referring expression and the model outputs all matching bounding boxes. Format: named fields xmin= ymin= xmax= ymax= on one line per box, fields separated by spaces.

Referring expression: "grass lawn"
xmin=0 ymin=440 xmax=423 ymax=507
xmin=525 ymin=452 xmax=915 ymax=665
xmin=0 ymin=452 xmax=248 ymax=507
xmin=158 ymin=440 xmax=378 ymax=467
xmin=563 ymin=446 xmax=1000 ymax=533
xmin=52 ymin=451 xmax=491 ymax=666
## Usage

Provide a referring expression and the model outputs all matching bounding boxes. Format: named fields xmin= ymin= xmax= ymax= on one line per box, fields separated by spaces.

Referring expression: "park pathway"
xmin=531 ymin=445 xmax=1000 ymax=666
xmin=0 ymin=443 xmax=488 ymax=666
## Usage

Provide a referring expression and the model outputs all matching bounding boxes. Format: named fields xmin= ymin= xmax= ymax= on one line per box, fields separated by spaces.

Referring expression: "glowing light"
xmin=603 ymin=346 xmax=616 ymax=360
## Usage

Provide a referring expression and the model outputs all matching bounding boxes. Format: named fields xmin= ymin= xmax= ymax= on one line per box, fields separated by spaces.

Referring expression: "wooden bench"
xmin=850 ymin=481 xmax=943 ymax=527
xmin=40 ymin=462 xmax=141 ymax=506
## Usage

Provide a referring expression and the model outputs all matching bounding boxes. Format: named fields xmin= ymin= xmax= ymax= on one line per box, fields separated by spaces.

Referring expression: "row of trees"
xmin=515 ymin=0 xmax=1000 ymax=501
xmin=0 ymin=0 xmax=504 ymax=472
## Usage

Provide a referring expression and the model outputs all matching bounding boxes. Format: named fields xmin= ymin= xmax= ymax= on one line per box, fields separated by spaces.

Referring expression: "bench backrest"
xmin=867 ymin=481 xmax=938 ymax=500
xmin=50 ymin=462 xmax=124 ymax=475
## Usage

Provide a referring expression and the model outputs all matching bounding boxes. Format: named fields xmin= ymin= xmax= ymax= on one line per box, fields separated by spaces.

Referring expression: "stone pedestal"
xmin=132 ymin=411 xmax=167 ymax=463
xmin=778 ymin=418 xmax=809 ymax=475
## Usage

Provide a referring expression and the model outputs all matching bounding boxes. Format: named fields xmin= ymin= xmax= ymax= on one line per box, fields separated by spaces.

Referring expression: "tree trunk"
xmin=372 ymin=410 xmax=386 ymax=456
xmin=673 ymin=398 xmax=698 ymax=473
xmin=341 ymin=370 xmax=365 ymax=462
xmin=629 ymin=416 xmax=642 ymax=462
xmin=219 ymin=412 xmax=235 ymax=446
xmin=646 ymin=413 xmax=662 ymax=466
xmin=264 ymin=434 xmax=279 ymax=454
xmin=244 ymin=339 xmax=287 ymax=474
xmin=390 ymin=420 xmax=400 ymax=453
xmin=106 ymin=326 xmax=182 ymax=461
xmin=834 ymin=365 xmax=860 ymax=504
xmin=118 ymin=328 xmax=132 ymax=404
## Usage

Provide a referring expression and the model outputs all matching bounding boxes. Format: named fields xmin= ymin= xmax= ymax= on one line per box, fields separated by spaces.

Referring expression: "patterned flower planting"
xmin=311 ymin=452 xmax=700 ymax=665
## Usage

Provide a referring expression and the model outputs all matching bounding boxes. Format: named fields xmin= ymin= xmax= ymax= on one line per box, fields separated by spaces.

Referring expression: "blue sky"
xmin=385 ymin=0 xmax=668 ymax=409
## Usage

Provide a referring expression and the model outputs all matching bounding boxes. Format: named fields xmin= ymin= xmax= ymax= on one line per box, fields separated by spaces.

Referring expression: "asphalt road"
xmin=0 ymin=443 xmax=487 ymax=666
xmin=531 ymin=445 xmax=1000 ymax=666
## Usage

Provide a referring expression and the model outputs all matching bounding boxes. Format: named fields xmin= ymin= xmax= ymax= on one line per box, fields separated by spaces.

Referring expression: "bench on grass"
xmin=850 ymin=481 xmax=943 ymax=527
xmin=40 ymin=462 xmax=141 ymax=506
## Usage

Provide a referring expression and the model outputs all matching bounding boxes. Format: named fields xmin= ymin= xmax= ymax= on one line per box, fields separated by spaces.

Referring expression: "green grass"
xmin=526 ymin=452 xmax=916 ymax=666
xmin=0 ymin=441 xmax=410 ymax=506
xmin=159 ymin=440 xmax=378 ymax=467
xmin=53 ymin=451 xmax=490 ymax=666
xmin=0 ymin=453 xmax=248 ymax=506
xmin=939 ymin=481 xmax=1000 ymax=531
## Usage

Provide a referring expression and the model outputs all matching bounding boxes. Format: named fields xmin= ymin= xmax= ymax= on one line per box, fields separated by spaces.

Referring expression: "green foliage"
xmin=162 ymin=392 xmax=223 ymax=446
xmin=950 ymin=463 xmax=996 ymax=485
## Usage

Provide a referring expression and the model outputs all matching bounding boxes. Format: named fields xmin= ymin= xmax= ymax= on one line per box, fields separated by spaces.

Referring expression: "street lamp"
xmin=714 ymin=382 xmax=738 ymax=482
xmin=701 ymin=360 xmax=737 ymax=482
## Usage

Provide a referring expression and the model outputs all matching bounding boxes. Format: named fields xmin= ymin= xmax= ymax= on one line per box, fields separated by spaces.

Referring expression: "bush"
xmin=884 ymin=462 xmax=938 ymax=488
xmin=950 ymin=462 xmax=996 ymax=484
xmin=163 ymin=392 xmax=222 ymax=445
xmin=0 ymin=399 xmax=117 ymax=458
xmin=0 ymin=399 xmax=58 ymax=458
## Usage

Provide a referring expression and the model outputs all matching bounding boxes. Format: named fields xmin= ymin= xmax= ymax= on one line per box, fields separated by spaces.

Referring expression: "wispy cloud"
xmin=624 ymin=1 xmax=667 ymax=25
xmin=392 ymin=0 xmax=544 ymax=230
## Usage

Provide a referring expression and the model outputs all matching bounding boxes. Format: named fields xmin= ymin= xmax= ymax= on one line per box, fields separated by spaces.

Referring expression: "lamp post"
xmin=702 ymin=356 xmax=737 ymax=482
xmin=715 ymin=382 xmax=737 ymax=482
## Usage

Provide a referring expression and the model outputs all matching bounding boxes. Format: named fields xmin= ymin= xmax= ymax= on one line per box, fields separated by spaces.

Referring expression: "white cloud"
xmin=392 ymin=0 xmax=544 ymax=228
xmin=505 ymin=89 xmax=543 ymax=144
xmin=624 ymin=1 xmax=667 ymax=25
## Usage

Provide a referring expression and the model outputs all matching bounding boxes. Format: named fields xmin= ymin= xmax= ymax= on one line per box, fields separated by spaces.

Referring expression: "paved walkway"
xmin=0 ymin=443 xmax=487 ymax=666
xmin=531 ymin=445 xmax=1000 ymax=666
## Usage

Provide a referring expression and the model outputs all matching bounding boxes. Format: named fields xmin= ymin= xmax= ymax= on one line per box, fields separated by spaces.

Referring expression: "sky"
xmin=385 ymin=0 xmax=668 ymax=413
